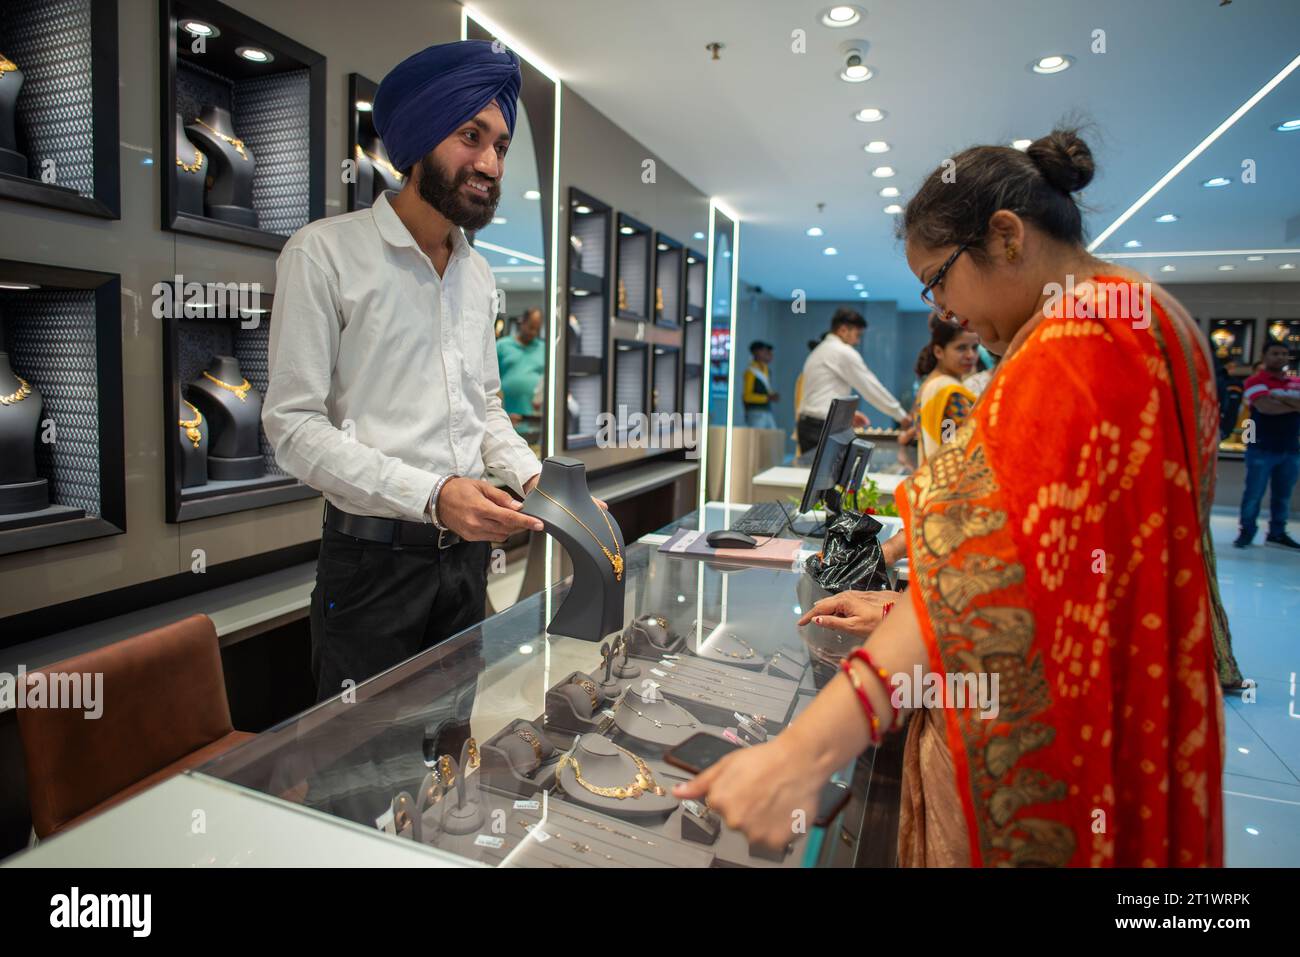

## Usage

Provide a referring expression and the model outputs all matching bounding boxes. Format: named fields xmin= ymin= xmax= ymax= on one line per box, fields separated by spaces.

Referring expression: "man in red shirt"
xmin=1235 ymin=341 xmax=1300 ymax=548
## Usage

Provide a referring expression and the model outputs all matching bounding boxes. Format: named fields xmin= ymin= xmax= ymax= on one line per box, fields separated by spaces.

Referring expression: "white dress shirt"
xmin=796 ymin=334 xmax=907 ymax=421
xmin=263 ymin=190 xmax=542 ymax=522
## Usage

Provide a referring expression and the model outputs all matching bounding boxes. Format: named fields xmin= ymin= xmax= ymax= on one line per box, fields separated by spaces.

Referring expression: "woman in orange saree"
xmin=676 ymin=130 xmax=1226 ymax=867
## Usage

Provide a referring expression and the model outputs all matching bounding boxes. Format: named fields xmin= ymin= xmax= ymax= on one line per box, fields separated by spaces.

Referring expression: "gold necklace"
xmin=518 ymin=821 xmax=616 ymax=863
xmin=194 ymin=117 xmax=247 ymax=160
xmin=621 ymin=698 xmax=698 ymax=729
xmin=550 ymin=809 xmax=659 ymax=847
xmin=179 ymin=400 xmax=203 ymax=447
xmin=708 ymin=635 xmax=755 ymax=660
xmin=534 ymin=487 xmax=622 ymax=581
xmin=0 ymin=376 xmax=32 ymax=406
xmin=202 ymin=370 xmax=251 ymax=401
xmin=557 ymin=743 xmax=665 ymax=800
xmin=176 ymin=144 xmax=204 ymax=173
xmin=0 ymin=54 xmax=17 ymax=75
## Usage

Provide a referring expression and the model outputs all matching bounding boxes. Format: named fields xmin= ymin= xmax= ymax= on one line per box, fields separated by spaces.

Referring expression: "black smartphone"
xmin=664 ymin=733 xmax=852 ymax=828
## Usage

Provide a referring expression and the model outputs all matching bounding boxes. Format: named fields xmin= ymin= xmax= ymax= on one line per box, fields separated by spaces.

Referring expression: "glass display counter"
xmin=198 ymin=513 xmax=884 ymax=867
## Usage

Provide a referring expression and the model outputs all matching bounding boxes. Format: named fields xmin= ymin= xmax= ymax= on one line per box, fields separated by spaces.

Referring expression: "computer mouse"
xmin=707 ymin=529 xmax=758 ymax=549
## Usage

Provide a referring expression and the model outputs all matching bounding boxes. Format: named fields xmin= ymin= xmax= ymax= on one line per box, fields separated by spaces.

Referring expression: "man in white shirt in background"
xmin=262 ymin=40 xmax=547 ymax=707
xmin=796 ymin=307 xmax=912 ymax=454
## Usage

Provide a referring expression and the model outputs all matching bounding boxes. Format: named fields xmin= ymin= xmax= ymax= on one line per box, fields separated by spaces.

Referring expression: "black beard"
xmin=416 ymin=154 xmax=500 ymax=231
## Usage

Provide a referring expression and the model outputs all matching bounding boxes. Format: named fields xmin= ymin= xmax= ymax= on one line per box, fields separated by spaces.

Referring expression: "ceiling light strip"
xmin=462 ymin=5 xmax=560 ymax=82
xmin=1097 ymin=247 xmax=1300 ymax=259
xmin=1087 ymin=52 xmax=1300 ymax=252
xmin=473 ymin=240 xmax=546 ymax=264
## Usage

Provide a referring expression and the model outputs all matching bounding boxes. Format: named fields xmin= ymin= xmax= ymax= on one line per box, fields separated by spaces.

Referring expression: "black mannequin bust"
xmin=521 ymin=457 xmax=626 ymax=642
xmin=0 ymin=350 xmax=49 ymax=514
xmin=174 ymin=111 xmax=209 ymax=217
xmin=0 ymin=53 xmax=27 ymax=178
xmin=185 ymin=105 xmax=257 ymax=227
xmin=187 ymin=355 xmax=264 ymax=481
xmin=177 ymin=396 xmax=209 ymax=489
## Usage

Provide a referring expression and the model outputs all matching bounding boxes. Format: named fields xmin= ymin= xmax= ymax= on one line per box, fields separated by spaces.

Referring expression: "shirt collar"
xmin=372 ymin=190 xmax=471 ymax=261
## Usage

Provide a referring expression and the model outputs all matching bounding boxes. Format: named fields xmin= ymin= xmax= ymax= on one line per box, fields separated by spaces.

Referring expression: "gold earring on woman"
xmin=1006 ymin=243 xmax=1019 ymax=263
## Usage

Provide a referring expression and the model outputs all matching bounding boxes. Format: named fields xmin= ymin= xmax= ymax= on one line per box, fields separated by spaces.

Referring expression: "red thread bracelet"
xmin=849 ymin=648 xmax=898 ymax=726
xmin=840 ymin=657 xmax=881 ymax=744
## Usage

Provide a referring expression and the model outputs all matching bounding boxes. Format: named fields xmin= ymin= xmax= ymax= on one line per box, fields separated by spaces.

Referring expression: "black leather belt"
xmin=323 ymin=502 xmax=462 ymax=550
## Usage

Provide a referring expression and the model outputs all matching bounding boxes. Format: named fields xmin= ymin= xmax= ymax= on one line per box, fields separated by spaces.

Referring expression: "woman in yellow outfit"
xmin=913 ymin=313 xmax=979 ymax=465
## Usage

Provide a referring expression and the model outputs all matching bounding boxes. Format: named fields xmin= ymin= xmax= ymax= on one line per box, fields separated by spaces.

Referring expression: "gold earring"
xmin=1006 ymin=244 xmax=1018 ymax=263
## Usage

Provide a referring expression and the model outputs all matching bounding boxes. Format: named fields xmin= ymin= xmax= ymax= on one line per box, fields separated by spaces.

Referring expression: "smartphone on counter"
xmin=663 ymin=733 xmax=853 ymax=827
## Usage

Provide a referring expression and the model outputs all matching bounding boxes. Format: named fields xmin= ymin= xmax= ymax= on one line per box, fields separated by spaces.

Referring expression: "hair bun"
xmin=1027 ymin=129 xmax=1095 ymax=193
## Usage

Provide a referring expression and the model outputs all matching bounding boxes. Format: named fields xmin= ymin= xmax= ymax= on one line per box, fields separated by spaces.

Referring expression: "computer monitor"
xmin=798 ymin=396 xmax=863 ymax=514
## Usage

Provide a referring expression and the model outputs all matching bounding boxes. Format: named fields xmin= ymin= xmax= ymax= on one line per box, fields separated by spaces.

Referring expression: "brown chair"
xmin=16 ymin=613 xmax=255 ymax=838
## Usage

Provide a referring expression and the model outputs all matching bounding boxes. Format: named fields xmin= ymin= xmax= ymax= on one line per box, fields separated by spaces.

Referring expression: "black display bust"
xmin=174 ymin=111 xmax=209 ymax=217
xmin=0 ymin=54 xmax=27 ymax=178
xmin=520 ymin=457 xmax=626 ymax=642
xmin=0 ymin=350 xmax=49 ymax=514
xmin=187 ymin=355 xmax=264 ymax=481
xmin=185 ymin=105 xmax=257 ymax=228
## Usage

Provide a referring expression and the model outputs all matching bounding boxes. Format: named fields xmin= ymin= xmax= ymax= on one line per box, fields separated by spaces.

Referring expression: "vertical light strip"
xmin=544 ymin=80 xmax=563 ymax=590
xmin=697 ymin=202 xmax=719 ymax=524
xmin=1088 ymin=51 xmax=1300 ymax=252
xmin=722 ymin=216 xmax=741 ymax=506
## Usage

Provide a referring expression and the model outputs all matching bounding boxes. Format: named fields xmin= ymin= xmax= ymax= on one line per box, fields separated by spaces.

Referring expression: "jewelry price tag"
xmin=602 ymin=709 xmax=617 ymax=719
xmin=658 ymin=660 xmax=678 ymax=669
xmin=374 ymin=808 xmax=396 ymax=832
xmin=474 ymin=835 xmax=505 ymax=849
xmin=513 ymin=799 xmax=540 ymax=811
xmin=530 ymin=826 xmax=552 ymax=843
xmin=650 ymin=668 xmax=669 ymax=678
xmin=661 ymin=654 xmax=681 ymax=660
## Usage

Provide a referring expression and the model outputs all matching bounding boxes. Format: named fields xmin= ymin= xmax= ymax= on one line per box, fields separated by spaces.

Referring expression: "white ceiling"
xmin=469 ymin=0 xmax=1300 ymax=302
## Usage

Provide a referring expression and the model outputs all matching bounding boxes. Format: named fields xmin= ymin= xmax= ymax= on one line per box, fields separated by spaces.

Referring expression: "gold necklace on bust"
xmin=193 ymin=117 xmax=247 ymax=160
xmin=202 ymin=370 xmax=251 ymax=401
xmin=0 ymin=54 xmax=18 ymax=76
xmin=176 ymin=144 xmax=204 ymax=174
xmin=557 ymin=742 xmax=666 ymax=800
xmin=534 ymin=487 xmax=622 ymax=581
xmin=178 ymin=400 xmax=202 ymax=447
xmin=0 ymin=376 xmax=32 ymax=406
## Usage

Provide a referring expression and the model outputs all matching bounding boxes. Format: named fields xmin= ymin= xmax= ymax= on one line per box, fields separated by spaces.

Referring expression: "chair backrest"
xmin=16 ymin=614 xmax=233 ymax=837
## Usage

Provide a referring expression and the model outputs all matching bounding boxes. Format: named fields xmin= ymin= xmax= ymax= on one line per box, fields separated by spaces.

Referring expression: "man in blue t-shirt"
xmin=1235 ymin=341 xmax=1300 ymax=549
xmin=496 ymin=307 xmax=545 ymax=437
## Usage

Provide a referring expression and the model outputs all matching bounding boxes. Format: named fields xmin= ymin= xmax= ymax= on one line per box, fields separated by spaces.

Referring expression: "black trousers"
xmin=797 ymin=414 xmax=826 ymax=456
xmin=309 ymin=526 xmax=492 ymax=704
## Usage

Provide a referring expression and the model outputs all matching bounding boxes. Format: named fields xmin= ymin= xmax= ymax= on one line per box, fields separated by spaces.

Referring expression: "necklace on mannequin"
xmin=534 ymin=487 xmax=623 ymax=581
xmin=194 ymin=117 xmax=247 ymax=160
xmin=202 ymin=370 xmax=251 ymax=401
xmin=1 ymin=376 xmax=32 ymax=406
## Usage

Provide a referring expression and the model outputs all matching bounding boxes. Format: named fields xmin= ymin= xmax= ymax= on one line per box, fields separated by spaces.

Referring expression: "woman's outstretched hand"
xmin=797 ymin=590 xmax=899 ymax=640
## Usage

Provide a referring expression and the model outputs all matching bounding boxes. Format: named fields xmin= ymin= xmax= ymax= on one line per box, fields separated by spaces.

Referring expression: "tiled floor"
xmin=1210 ymin=509 xmax=1300 ymax=867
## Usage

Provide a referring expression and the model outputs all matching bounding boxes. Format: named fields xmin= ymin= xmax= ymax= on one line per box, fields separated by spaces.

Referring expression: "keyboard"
xmin=728 ymin=501 xmax=791 ymax=537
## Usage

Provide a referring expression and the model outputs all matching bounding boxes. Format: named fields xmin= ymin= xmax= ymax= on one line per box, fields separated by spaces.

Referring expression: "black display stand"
xmin=0 ymin=0 xmax=120 ymax=219
xmin=0 ymin=259 xmax=125 ymax=556
xmin=565 ymin=187 xmax=611 ymax=450
xmin=159 ymin=0 xmax=325 ymax=250
xmin=159 ymin=281 xmax=317 ymax=522
xmin=346 ymin=73 xmax=405 ymax=212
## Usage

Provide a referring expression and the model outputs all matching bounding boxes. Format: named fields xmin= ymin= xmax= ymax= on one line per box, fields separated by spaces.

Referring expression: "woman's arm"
xmin=673 ymin=592 xmax=930 ymax=847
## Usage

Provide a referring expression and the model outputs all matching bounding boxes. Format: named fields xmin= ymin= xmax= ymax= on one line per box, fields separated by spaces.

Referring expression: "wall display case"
xmin=160 ymin=0 xmax=325 ymax=251
xmin=1209 ymin=318 xmax=1258 ymax=456
xmin=683 ymin=248 xmax=707 ymax=416
xmin=1267 ymin=318 xmax=1300 ymax=366
xmin=652 ymin=344 xmax=679 ymax=417
xmin=0 ymin=260 xmax=124 ymax=557
xmin=613 ymin=339 xmax=648 ymax=429
xmin=199 ymin=535 xmax=876 ymax=868
xmin=564 ymin=188 xmax=611 ymax=449
xmin=346 ymin=73 xmax=403 ymax=212
xmin=159 ymin=280 xmax=318 ymax=522
xmin=653 ymin=233 xmax=683 ymax=329
xmin=0 ymin=0 xmax=119 ymax=218
xmin=614 ymin=214 xmax=652 ymax=323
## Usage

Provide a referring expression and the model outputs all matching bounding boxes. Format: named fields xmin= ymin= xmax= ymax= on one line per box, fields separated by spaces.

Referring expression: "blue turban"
xmin=373 ymin=40 xmax=522 ymax=173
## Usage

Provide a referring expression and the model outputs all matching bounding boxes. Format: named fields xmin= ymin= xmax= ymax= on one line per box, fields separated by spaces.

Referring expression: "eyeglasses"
xmin=919 ymin=242 xmax=970 ymax=317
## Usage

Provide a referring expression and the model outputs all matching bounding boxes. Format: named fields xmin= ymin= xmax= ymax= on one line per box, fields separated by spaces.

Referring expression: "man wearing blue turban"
xmin=263 ymin=40 xmax=549 ymax=705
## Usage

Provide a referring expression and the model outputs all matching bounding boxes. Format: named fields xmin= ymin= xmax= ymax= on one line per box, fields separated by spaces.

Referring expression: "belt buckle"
xmin=437 ymin=528 xmax=459 ymax=550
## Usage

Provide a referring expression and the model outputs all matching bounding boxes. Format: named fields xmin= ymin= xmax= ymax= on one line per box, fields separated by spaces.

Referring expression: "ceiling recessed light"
xmin=687 ymin=256 xmax=696 ymax=264
xmin=1124 ymin=240 xmax=1142 ymax=248
xmin=1246 ymin=255 xmax=1265 ymax=262
xmin=840 ymin=62 xmax=872 ymax=82
xmin=693 ymin=231 xmax=705 ymax=240
xmin=0 ymin=281 xmax=40 ymax=290
xmin=1202 ymin=177 xmax=1231 ymax=188
xmin=1218 ymin=264 xmax=1236 ymax=271
xmin=1280 ymin=263 xmax=1296 ymax=270
xmin=180 ymin=19 xmax=219 ymax=38
xmin=858 ymin=291 xmax=869 ymax=298
xmin=620 ymin=225 xmax=634 ymax=235
xmin=236 ymin=46 xmax=273 ymax=63
xmin=864 ymin=140 xmax=890 ymax=154
xmin=854 ymin=107 xmax=886 ymax=123
xmin=1031 ymin=54 xmax=1072 ymax=74
xmin=574 ymin=204 xmax=592 ymax=214
xmin=878 ymin=186 xmax=900 ymax=198
xmin=1011 ymin=139 xmax=1032 ymax=150
xmin=853 ymin=283 xmax=864 ymax=290
xmin=846 ymin=274 xmax=858 ymax=281
xmin=1155 ymin=213 xmax=1179 ymax=223
xmin=355 ymin=100 xmax=372 ymax=112
xmin=821 ymin=5 xmax=862 ymax=27
xmin=523 ymin=189 xmax=541 ymax=200
xmin=508 ymin=257 xmax=519 ymax=265
xmin=883 ymin=204 xmax=902 ymax=215
xmin=491 ymin=216 xmax=507 ymax=225
xmin=806 ymin=226 xmax=824 ymax=237
xmin=823 ymin=247 xmax=838 ymax=256
xmin=1273 ymin=118 xmax=1300 ymax=132
xmin=871 ymin=166 xmax=895 ymax=178
xmin=1160 ymin=265 xmax=1176 ymax=273
xmin=657 ymin=243 xmax=669 ymax=251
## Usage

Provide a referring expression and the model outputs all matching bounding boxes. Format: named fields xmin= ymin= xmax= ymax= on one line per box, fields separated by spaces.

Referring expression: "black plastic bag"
xmin=803 ymin=509 xmax=892 ymax=594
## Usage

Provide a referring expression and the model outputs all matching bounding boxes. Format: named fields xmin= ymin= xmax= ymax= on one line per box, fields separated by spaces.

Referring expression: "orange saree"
xmin=896 ymin=276 xmax=1225 ymax=867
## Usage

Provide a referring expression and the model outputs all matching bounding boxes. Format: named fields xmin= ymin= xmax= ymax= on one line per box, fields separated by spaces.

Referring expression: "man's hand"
xmin=508 ymin=413 xmax=523 ymax=425
xmin=852 ymin=410 xmax=869 ymax=428
xmin=897 ymin=412 xmax=914 ymax=430
xmin=769 ymin=392 xmax=780 ymax=403
xmin=437 ymin=477 xmax=543 ymax=541
xmin=881 ymin=529 xmax=907 ymax=565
